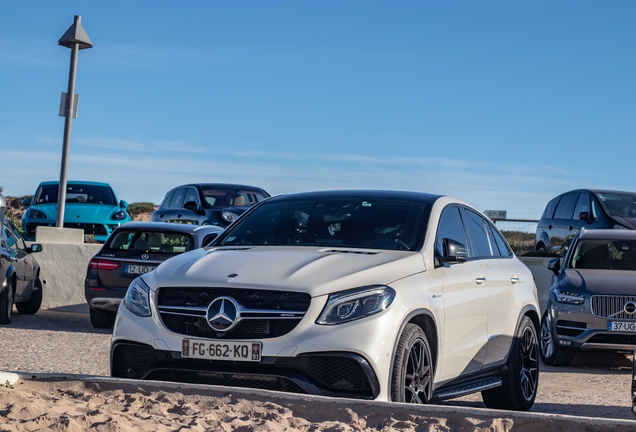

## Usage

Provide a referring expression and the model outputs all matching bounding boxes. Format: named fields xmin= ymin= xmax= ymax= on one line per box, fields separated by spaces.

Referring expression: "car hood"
xmin=146 ymin=246 xmax=425 ymax=298
xmin=610 ymin=216 xmax=636 ymax=230
xmin=34 ymin=203 xmax=123 ymax=222
xmin=562 ymin=269 xmax=636 ymax=295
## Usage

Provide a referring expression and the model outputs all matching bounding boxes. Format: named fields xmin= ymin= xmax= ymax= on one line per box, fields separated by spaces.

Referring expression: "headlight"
xmin=555 ymin=288 xmax=584 ymax=305
xmin=123 ymin=277 xmax=152 ymax=317
xmin=316 ymin=285 xmax=396 ymax=325
xmin=221 ymin=211 xmax=238 ymax=223
xmin=110 ymin=210 xmax=128 ymax=220
xmin=614 ymin=224 xmax=629 ymax=230
xmin=26 ymin=208 xmax=47 ymax=219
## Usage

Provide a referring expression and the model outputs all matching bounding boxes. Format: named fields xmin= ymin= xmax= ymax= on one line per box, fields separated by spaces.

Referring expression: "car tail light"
xmin=89 ymin=258 xmax=120 ymax=270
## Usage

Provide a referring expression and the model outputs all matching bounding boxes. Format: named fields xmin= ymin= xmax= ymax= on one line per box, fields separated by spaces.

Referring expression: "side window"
xmin=435 ymin=206 xmax=468 ymax=258
xmin=161 ymin=190 xmax=175 ymax=208
xmin=553 ymin=193 xmax=579 ymax=220
xmin=462 ymin=208 xmax=492 ymax=258
xmin=184 ymin=187 xmax=200 ymax=206
xmin=544 ymin=196 xmax=561 ymax=220
xmin=3 ymin=224 xmax=17 ymax=250
xmin=487 ymin=222 xmax=512 ymax=257
xmin=169 ymin=188 xmax=186 ymax=209
xmin=573 ymin=194 xmax=592 ymax=220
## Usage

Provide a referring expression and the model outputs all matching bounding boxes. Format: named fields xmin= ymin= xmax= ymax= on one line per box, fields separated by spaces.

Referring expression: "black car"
xmin=150 ymin=183 xmax=270 ymax=227
xmin=1 ymin=214 xmax=43 ymax=324
xmin=535 ymin=189 xmax=636 ymax=252
xmin=84 ymin=222 xmax=224 ymax=328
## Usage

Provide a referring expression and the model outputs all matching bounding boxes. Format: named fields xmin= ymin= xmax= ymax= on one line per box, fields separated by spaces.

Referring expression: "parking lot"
xmin=0 ymin=305 xmax=632 ymax=421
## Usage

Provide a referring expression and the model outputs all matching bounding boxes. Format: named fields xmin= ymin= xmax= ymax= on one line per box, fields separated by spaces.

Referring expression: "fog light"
xmin=559 ymin=340 xmax=572 ymax=346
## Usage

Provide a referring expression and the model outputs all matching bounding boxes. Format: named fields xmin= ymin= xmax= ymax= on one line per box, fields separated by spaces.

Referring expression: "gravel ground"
xmin=0 ymin=306 xmax=633 ymax=421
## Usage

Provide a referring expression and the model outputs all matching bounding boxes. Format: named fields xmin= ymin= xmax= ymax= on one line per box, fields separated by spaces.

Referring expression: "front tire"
xmin=539 ymin=311 xmax=575 ymax=366
xmin=16 ymin=277 xmax=43 ymax=315
xmin=391 ymin=323 xmax=433 ymax=404
xmin=482 ymin=315 xmax=539 ymax=411
xmin=90 ymin=308 xmax=116 ymax=328
xmin=0 ymin=278 xmax=14 ymax=324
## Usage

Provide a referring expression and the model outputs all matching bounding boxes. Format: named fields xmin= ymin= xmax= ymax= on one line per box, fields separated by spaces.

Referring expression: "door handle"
xmin=476 ymin=277 xmax=486 ymax=285
xmin=568 ymin=226 xmax=573 ymax=231
xmin=548 ymin=224 xmax=553 ymax=230
xmin=23 ymin=259 xmax=28 ymax=264
xmin=510 ymin=277 xmax=520 ymax=284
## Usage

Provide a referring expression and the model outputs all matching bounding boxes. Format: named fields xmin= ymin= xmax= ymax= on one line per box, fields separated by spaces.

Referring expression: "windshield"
xmin=596 ymin=192 xmax=636 ymax=218
xmin=34 ymin=184 xmax=117 ymax=206
xmin=106 ymin=230 xmax=194 ymax=254
xmin=570 ymin=238 xmax=636 ymax=270
xmin=219 ymin=198 xmax=428 ymax=251
xmin=201 ymin=187 xmax=268 ymax=208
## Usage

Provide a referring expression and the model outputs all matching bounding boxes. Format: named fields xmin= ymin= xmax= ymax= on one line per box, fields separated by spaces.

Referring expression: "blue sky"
xmin=1 ymin=1 xmax=634 ymax=229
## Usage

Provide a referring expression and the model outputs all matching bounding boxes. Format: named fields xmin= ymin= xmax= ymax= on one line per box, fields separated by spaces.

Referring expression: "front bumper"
xmin=111 ymin=288 xmax=409 ymax=401
xmin=549 ymin=298 xmax=636 ymax=350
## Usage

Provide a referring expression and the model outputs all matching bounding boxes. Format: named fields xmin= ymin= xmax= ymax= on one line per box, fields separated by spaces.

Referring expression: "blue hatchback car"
xmin=22 ymin=181 xmax=131 ymax=242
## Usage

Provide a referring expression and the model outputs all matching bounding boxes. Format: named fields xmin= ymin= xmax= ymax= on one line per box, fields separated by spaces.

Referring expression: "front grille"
xmin=26 ymin=222 xmax=50 ymax=239
xmin=591 ymin=295 xmax=636 ymax=320
xmin=63 ymin=222 xmax=108 ymax=235
xmin=587 ymin=334 xmax=636 ymax=345
xmin=556 ymin=320 xmax=587 ymax=337
xmin=157 ymin=287 xmax=311 ymax=339
xmin=277 ymin=355 xmax=371 ymax=392
xmin=111 ymin=342 xmax=171 ymax=378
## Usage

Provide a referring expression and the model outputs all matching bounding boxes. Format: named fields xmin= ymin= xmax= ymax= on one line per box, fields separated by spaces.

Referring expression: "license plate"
xmin=182 ymin=339 xmax=262 ymax=362
xmin=608 ymin=321 xmax=636 ymax=332
xmin=126 ymin=264 xmax=156 ymax=275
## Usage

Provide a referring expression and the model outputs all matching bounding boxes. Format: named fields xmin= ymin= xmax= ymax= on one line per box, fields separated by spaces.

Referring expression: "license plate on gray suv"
xmin=608 ymin=321 xmax=636 ymax=332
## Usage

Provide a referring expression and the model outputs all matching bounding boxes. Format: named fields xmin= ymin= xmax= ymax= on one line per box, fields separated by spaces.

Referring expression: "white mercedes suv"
xmin=111 ymin=190 xmax=540 ymax=410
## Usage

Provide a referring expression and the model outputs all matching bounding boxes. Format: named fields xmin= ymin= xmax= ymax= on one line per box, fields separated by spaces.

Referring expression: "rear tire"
xmin=16 ymin=278 xmax=43 ymax=315
xmin=0 ymin=278 xmax=14 ymax=324
xmin=482 ymin=315 xmax=539 ymax=411
xmin=539 ymin=311 xmax=575 ymax=366
xmin=390 ymin=323 xmax=434 ymax=404
xmin=90 ymin=308 xmax=116 ymax=328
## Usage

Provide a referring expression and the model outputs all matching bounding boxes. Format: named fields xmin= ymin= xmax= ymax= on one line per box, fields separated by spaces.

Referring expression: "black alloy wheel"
xmin=391 ymin=323 xmax=433 ymax=404
xmin=482 ymin=315 xmax=539 ymax=411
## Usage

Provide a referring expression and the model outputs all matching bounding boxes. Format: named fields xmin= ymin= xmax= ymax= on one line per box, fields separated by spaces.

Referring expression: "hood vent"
xmin=321 ymin=249 xmax=378 ymax=255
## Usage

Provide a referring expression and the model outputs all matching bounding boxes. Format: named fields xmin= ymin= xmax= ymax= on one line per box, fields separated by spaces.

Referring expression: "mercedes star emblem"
xmin=206 ymin=297 xmax=239 ymax=332
xmin=141 ymin=254 xmax=149 ymax=260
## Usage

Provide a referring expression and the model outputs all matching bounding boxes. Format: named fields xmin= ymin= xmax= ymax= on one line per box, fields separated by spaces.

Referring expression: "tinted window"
xmin=553 ymin=193 xmax=579 ymax=220
xmin=462 ymin=208 xmax=492 ymax=257
xmin=201 ymin=187 xmax=269 ymax=208
xmin=169 ymin=188 xmax=186 ymax=209
xmin=544 ymin=196 xmax=561 ymax=219
xmin=570 ymin=238 xmax=636 ymax=271
xmin=107 ymin=230 xmax=194 ymax=254
xmin=161 ymin=190 xmax=175 ymax=208
xmin=34 ymin=184 xmax=116 ymax=206
xmin=220 ymin=198 xmax=428 ymax=251
xmin=487 ymin=222 xmax=512 ymax=257
xmin=184 ymin=187 xmax=200 ymax=205
xmin=596 ymin=192 xmax=636 ymax=218
xmin=435 ymin=206 xmax=468 ymax=257
xmin=573 ymin=193 xmax=597 ymax=220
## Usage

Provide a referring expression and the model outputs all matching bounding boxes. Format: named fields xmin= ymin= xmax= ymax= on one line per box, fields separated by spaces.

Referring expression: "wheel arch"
xmin=388 ymin=308 xmax=439 ymax=394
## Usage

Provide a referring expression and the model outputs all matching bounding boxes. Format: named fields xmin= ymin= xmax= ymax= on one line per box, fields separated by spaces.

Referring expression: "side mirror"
xmin=119 ymin=200 xmax=128 ymax=209
xmin=547 ymin=257 xmax=561 ymax=275
xmin=28 ymin=243 xmax=43 ymax=253
xmin=578 ymin=211 xmax=593 ymax=223
xmin=22 ymin=197 xmax=31 ymax=208
xmin=184 ymin=201 xmax=204 ymax=215
xmin=438 ymin=238 xmax=468 ymax=264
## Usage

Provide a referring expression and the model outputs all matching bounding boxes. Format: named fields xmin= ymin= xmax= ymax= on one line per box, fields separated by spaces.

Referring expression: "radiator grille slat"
xmin=591 ymin=295 xmax=636 ymax=320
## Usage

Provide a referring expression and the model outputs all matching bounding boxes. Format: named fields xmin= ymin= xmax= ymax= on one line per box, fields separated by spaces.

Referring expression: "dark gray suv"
xmin=535 ymin=189 xmax=636 ymax=253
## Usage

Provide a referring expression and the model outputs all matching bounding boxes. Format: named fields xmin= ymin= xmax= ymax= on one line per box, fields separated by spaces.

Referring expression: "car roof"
xmin=39 ymin=180 xmax=112 ymax=187
xmin=560 ymin=188 xmax=636 ymax=196
xmin=113 ymin=221 xmax=224 ymax=234
xmin=174 ymin=183 xmax=268 ymax=191
xmin=265 ymin=189 xmax=443 ymax=204
xmin=579 ymin=229 xmax=636 ymax=240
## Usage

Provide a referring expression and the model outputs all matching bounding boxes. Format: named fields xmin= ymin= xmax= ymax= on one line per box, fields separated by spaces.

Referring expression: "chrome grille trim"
xmin=591 ymin=295 xmax=636 ymax=320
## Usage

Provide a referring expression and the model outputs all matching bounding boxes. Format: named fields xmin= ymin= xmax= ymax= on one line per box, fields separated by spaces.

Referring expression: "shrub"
xmin=127 ymin=202 xmax=157 ymax=216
